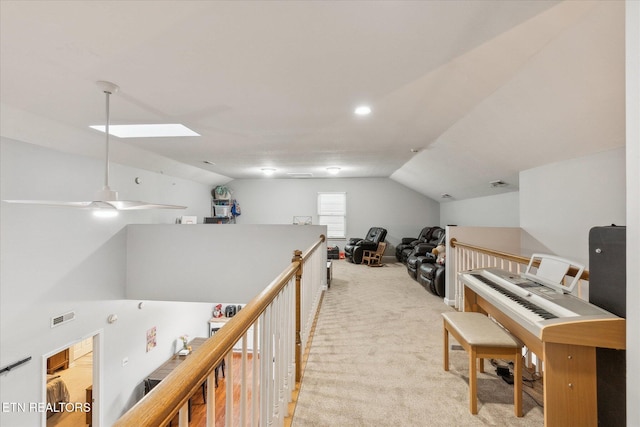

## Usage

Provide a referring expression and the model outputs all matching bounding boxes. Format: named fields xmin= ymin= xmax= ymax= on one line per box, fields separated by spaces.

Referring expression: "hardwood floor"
xmin=168 ymin=353 xmax=255 ymax=427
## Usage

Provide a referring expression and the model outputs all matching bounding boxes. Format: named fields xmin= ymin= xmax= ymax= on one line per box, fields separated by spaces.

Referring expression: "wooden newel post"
xmin=292 ymin=249 xmax=303 ymax=383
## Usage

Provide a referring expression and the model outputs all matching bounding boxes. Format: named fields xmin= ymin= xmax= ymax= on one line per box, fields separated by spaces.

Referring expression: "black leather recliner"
xmin=344 ymin=227 xmax=387 ymax=264
xmin=407 ymin=249 xmax=436 ymax=279
xmin=405 ymin=228 xmax=445 ymax=278
xmin=418 ymin=262 xmax=446 ymax=297
xmin=401 ymin=226 xmax=444 ymax=264
xmin=395 ymin=226 xmax=432 ymax=262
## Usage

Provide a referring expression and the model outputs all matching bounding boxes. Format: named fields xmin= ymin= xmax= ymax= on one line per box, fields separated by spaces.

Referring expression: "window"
xmin=317 ymin=192 xmax=346 ymax=238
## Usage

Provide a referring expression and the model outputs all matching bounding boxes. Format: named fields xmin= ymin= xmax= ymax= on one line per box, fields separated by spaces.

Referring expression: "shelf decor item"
xmin=293 ymin=216 xmax=312 ymax=225
xmin=180 ymin=335 xmax=189 ymax=350
xmin=212 ymin=185 xmax=231 ymax=200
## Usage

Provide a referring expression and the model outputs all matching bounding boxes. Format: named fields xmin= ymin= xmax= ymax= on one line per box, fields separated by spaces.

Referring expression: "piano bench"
xmin=442 ymin=311 xmax=523 ymax=417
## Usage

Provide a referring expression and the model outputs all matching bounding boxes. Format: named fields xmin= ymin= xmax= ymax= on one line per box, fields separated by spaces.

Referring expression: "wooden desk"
xmin=147 ymin=337 xmax=207 ymax=382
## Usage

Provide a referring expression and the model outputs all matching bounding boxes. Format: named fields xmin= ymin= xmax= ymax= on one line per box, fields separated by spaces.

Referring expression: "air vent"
xmin=287 ymin=173 xmax=313 ymax=178
xmin=489 ymin=180 xmax=508 ymax=188
xmin=51 ymin=311 xmax=75 ymax=328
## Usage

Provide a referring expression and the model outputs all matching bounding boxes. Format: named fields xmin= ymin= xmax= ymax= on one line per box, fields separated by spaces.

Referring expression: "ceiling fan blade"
xmin=3 ymin=199 xmax=186 ymax=210
xmin=105 ymin=200 xmax=187 ymax=210
xmin=3 ymin=83 xmax=188 ymax=212
xmin=3 ymin=200 xmax=96 ymax=208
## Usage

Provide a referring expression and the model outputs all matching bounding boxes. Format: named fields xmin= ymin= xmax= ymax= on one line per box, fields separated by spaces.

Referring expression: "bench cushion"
xmin=442 ymin=312 xmax=519 ymax=348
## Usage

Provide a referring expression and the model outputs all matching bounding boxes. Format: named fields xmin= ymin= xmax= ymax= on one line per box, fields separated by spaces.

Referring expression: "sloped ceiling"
xmin=0 ymin=1 xmax=625 ymax=201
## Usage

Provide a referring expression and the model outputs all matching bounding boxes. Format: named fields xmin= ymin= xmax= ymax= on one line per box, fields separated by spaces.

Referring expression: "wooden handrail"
xmin=301 ymin=234 xmax=325 ymax=261
xmin=449 ymin=238 xmax=589 ymax=281
xmin=114 ymin=235 xmax=326 ymax=427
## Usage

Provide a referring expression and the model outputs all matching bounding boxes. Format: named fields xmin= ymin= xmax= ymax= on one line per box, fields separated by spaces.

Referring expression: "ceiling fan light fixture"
xmin=326 ymin=167 xmax=341 ymax=175
xmin=93 ymin=209 xmax=119 ymax=218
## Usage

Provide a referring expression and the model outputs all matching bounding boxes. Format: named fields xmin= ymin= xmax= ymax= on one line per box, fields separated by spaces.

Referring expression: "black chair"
xmin=395 ymin=226 xmax=432 ymax=262
xmin=419 ymin=262 xmax=446 ymax=297
xmin=210 ymin=328 xmax=226 ymax=388
xmin=144 ymin=378 xmax=161 ymax=395
xmin=407 ymin=248 xmax=436 ymax=279
xmin=403 ymin=227 xmax=444 ymax=264
xmin=344 ymin=227 xmax=387 ymax=264
xmin=406 ymin=228 xmax=445 ymax=278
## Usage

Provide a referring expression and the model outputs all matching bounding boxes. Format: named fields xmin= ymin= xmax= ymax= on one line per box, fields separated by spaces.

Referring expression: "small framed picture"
xmin=293 ymin=216 xmax=312 ymax=225
xmin=181 ymin=216 xmax=197 ymax=224
xmin=146 ymin=327 xmax=157 ymax=352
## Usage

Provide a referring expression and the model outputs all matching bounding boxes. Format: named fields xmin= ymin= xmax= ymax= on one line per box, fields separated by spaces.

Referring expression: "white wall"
xmin=228 ymin=177 xmax=440 ymax=254
xmin=0 ymin=138 xmax=214 ymax=426
xmin=519 ymin=147 xmax=626 ymax=266
xmin=439 ymin=191 xmax=520 ymax=228
xmin=126 ymin=224 xmax=326 ymax=302
xmin=625 ymin=1 xmax=639 ymax=423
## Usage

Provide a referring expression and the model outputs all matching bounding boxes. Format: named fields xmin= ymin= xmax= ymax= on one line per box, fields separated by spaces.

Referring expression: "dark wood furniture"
xmin=86 ymin=385 xmax=93 ymax=426
xmin=146 ymin=338 xmax=209 ymax=421
xmin=147 ymin=338 xmax=207 ymax=382
xmin=47 ymin=348 xmax=69 ymax=374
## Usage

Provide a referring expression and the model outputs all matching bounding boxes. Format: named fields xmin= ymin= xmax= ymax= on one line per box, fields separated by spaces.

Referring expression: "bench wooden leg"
xmin=442 ymin=315 xmax=522 ymax=418
xmin=443 ymin=320 xmax=449 ymax=371
xmin=514 ymin=350 xmax=523 ymax=417
xmin=469 ymin=347 xmax=478 ymax=414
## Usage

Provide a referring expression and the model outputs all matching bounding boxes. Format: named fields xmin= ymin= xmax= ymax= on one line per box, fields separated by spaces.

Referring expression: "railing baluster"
xmin=225 ymin=351 xmax=233 ymax=427
xmin=240 ymin=334 xmax=248 ymax=426
xmin=178 ymin=402 xmax=188 ymax=426
xmin=274 ymin=292 xmax=282 ymax=424
xmin=259 ymin=311 xmax=268 ymax=426
xmin=206 ymin=371 xmax=215 ymax=427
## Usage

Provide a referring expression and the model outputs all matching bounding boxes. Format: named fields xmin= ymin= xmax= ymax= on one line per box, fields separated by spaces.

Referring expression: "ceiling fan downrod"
xmin=96 ymin=81 xmax=120 ymax=202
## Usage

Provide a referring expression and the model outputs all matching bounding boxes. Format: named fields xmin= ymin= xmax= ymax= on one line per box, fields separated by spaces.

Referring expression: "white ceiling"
xmin=0 ymin=1 xmax=625 ymax=201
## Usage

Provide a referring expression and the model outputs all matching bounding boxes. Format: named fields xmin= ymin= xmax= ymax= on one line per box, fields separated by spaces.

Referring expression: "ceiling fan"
xmin=3 ymin=81 xmax=187 ymax=215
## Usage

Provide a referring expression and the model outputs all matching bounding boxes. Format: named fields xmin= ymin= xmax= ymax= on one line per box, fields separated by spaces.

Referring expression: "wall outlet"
xmin=122 ymin=357 xmax=128 ymax=367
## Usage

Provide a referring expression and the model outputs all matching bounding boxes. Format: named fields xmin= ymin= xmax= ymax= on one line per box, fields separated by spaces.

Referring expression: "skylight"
xmin=90 ymin=124 xmax=200 ymax=138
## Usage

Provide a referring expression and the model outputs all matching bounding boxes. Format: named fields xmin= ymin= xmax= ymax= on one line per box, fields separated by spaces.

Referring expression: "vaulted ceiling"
xmin=0 ymin=1 xmax=625 ymax=201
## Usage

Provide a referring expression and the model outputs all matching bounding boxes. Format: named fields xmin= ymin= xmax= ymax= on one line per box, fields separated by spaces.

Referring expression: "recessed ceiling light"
xmin=410 ymin=148 xmax=420 ymax=153
xmin=90 ymin=124 xmax=200 ymax=138
xmin=354 ymin=106 xmax=371 ymax=116
xmin=261 ymin=168 xmax=276 ymax=176
xmin=441 ymin=193 xmax=452 ymax=199
xmin=326 ymin=167 xmax=341 ymax=175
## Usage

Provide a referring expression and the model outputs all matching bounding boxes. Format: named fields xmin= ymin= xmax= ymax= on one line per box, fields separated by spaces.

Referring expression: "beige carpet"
xmin=292 ymin=260 xmax=544 ymax=426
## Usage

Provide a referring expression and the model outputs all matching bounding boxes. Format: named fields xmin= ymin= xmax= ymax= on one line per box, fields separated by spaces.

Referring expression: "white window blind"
xmin=317 ymin=192 xmax=346 ymax=238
